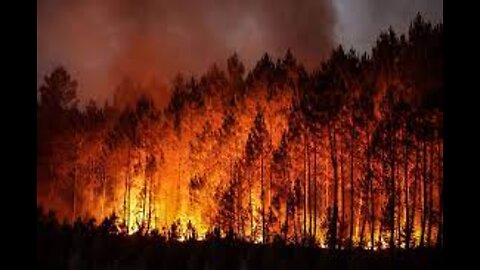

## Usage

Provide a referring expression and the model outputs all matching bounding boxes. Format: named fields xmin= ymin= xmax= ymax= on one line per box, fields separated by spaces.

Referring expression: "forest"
xmin=37 ymin=14 xmax=443 ymax=254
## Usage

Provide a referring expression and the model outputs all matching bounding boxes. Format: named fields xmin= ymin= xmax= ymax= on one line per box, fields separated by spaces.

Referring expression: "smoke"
xmin=37 ymin=0 xmax=336 ymax=107
xmin=334 ymin=0 xmax=443 ymax=53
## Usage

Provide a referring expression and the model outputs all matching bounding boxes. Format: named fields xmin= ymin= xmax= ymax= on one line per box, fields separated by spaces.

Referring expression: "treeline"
xmin=37 ymin=207 xmax=443 ymax=270
xmin=37 ymin=14 xmax=443 ymax=250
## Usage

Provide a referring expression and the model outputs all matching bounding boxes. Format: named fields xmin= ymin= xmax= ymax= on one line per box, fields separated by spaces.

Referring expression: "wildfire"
xmin=37 ymin=17 xmax=443 ymax=249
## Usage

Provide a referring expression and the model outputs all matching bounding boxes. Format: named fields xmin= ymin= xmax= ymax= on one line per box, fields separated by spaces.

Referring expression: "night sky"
xmin=37 ymin=0 xmax=443 ymax=106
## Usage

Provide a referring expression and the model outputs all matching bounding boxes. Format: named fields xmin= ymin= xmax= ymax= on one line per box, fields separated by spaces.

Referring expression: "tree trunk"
xmin=396 ymin=156 xmax=401 ymax=246
xmin=102 ymin=167 xmax=106 ymax=219
xmin=177 ymin=158 xmax=181 ymax=222
xmin=359 ymin=201 xmax=366 ymax=248
xmin=420 ymin=140 xmax=427 ymax=247
xmin=314 ymin=140 xmax=317 ymax=240
xmin=340 ymin=144 xmax=346 ymax=246
xmin=369 ymin=169 xmax=374 ymax=249
xmin=349 ymin=127 xmax=355 ymax=248
xmin=389 ymin=128 xmax=396 ymax=250
xmin=427 ymin=140 xmax=434 ymax=246
xmin=261 ymin=153 xmax=265 ymax=243
xmin=249 ymin=178 xmax=253 ymax=241
xmin=123 ymin=168 xmax=128 ymax=230
xmin=436 ymin=141 xmax=443 ymax=247
xmin=147 ymin=172 xmax=153 ymax=232
xmin=230 ymin=160 xmax=235 ymax=236
xmin=308 ymin=138 xmax=312 ymax=239
xmin=237 ymin=167 xmax=242 ymax=238
xmin=367 ymin=135 xmax=374 ymax=250
xmin=143 ymin=170 xmax=147 ymax=224
xmin=127 ymin=176 xmax=131 ymax=232
xmin=284 ymin=195 xmax=289 ymax=240
xmin=404 ymin=131 xmax=410 ymax=249
xmin=358 ymin=191 xmax=366 ymax=247
xmin=378 ymin=216 xmax=383 ymax=249
xmin=270 ymin=165 xmax=273 ymax=241
xmin=293 ymin=202 xmax=298 ymax=243
xmin=410 ymin=143 xmax=420 ymax=247
xmin=125 ymin=147 xmax=131 ymax=233
xmin=73 ymin=163 xmax=77 ymax=223
xmin=303 ymin=134 xmax=307 ymax=240
xmin=329 ymin=124 xmax=339 ymax=249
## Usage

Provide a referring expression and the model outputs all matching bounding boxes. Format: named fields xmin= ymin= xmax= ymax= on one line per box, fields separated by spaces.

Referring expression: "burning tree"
xmin=37 ymin=15 xmax=443 ymax=249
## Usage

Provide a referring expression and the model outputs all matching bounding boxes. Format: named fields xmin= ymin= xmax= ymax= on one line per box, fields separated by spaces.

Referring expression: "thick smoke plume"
xmin=37 ymin=0 xmax=336 ymax=107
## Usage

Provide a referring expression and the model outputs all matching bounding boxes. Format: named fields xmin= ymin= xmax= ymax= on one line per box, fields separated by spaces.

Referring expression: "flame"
xmin=38 ymin=48 xmax=442 ymax=249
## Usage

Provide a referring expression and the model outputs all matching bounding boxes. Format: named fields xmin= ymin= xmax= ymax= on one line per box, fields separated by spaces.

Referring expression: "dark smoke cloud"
xmin=37 ymin=0 xmax=335 ymax=107
xmin=37 ymin=0 xmax=443 ymax=106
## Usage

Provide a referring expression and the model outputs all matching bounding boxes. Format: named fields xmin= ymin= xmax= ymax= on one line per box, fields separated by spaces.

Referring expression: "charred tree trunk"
xmin=308 ymin=138 xmax=312 ymax=239
xmin=284 ymin=193 xmax=289 ymax=241
xmin=303 ymin=134 xmax=307 ymax=240
xmin=367 ymin=135 xmax=374 ymax=250
xmin=410 ymin=143 xmax=420 ymax=247
xmin=237 ymin=168 xmax=243 ymax=238
xmin=101 ymin=167 xmax=106 ymax=219
xmin=427 ymin=140 xmax=434 ymax=246
xmin=359 ymin=202 xmax=366 ymax=248
xmin=127 ymin=175 xmax=131 ymax=232
xmin=420 ymin=140 xmax=427 ymax=247
xmin=436 ymin=142 xmax=443 ymax=247
xmin=249 ymin=177 xmax=253 ymax=241
xmin=72 ymin=135 xmax=80 ymax=223
xmin=270 ymin=165 xmax=274 ymax=238
xmin=389 ymin=133 xmax=396 ymax=250
xmin=178 ymin=158 xmax=181 ymax=217
xmin=73 ymin=163 xmax=77 ymax=223
xmin=314 ymin=140 xmax=318 ymax=240
xmin=143 ymin=168 xmax=147 ymax=224
xmin=284 ymin=166 xmax=291 ymax=241
xmin=147 ymin=172 xmax=153 ymax=232
xmin=230 ymin=160 xmax=236 ymax=236
xmin=404 ymin=130 xmax=410 ymax=249
xmin=125 ymin=147 xmax=131 ymax=233
xmin=359 ymin=193 xmax=366 ymax=247
xmin=340 ymin=143 xmax=346 ymax=246
xmin=123 ymin=168 xmax=127 ymax=230
xmin=261 ymin=153 xmax=265 ymax=243
xmin=328 ymin=124 xmax=339 ymax=249
xmin=154 ymin=178 xmax=159 ymax=230
xmin=349 ymin=127 xmax=355 ymax=248
xmin=369 ymin=166 xmax=374 ymax=250
xmin=293 ymin=199 xmax=298 ymax=243
xmin=396 ymin=157 xmax=401 ymax=246
xmin=378 ymin=213 xmax=383 ymax=248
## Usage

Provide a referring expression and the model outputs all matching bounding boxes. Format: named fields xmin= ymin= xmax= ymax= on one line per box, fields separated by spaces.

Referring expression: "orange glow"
xmin=37 ymin=25 xmax=443 ymax=248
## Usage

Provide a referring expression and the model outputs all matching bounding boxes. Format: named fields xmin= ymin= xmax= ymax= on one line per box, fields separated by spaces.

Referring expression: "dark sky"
xmin=37 ymin=0 xmax=442 ymax=106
